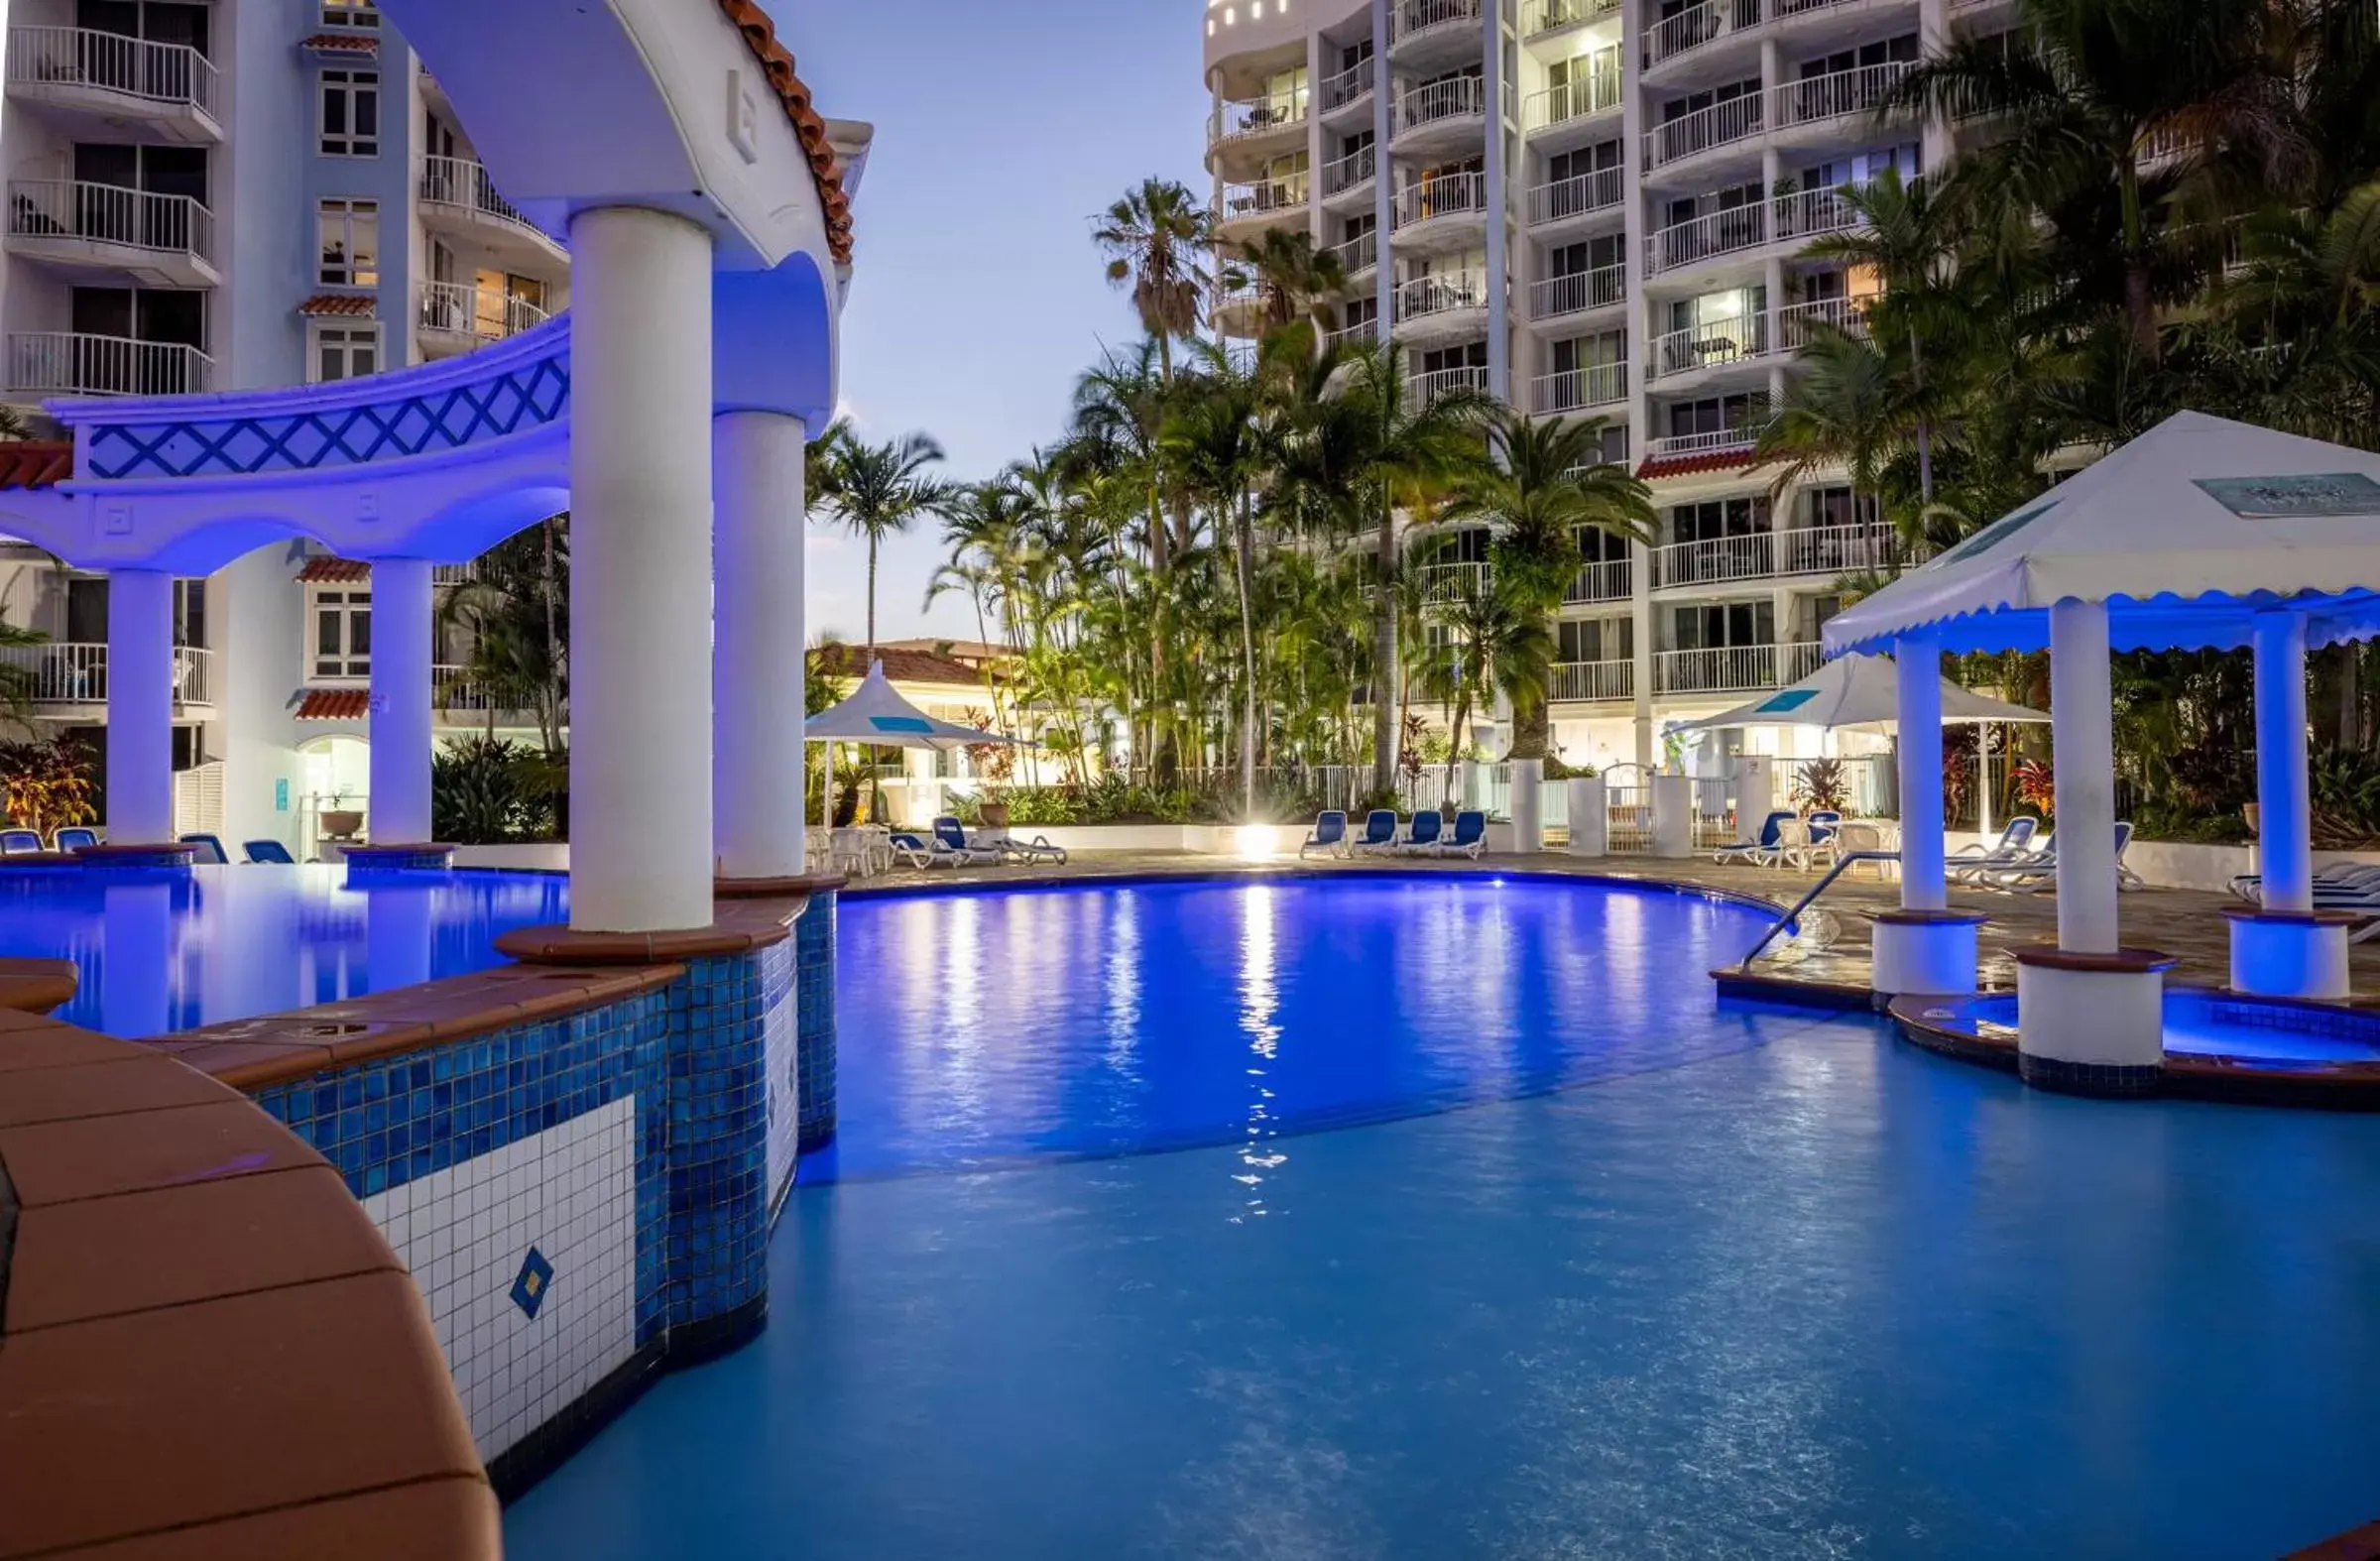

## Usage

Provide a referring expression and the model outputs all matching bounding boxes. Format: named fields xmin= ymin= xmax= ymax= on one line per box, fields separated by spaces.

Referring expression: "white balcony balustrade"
xmin=1395 ymin=74 xmax=1489 ymax=135
xmin=1644 ymin=423 xmax=1768 ymax=459
xmin=1209 ymin=88 xmax=1309 ymax=144
xmin=1320 ymin=60 xmax=1373 ymax=114
xmin=1395 ymin=0 xmax=1485 ymax=46
xmin=1644 ymin=92 xmax=1763 ymax=170
xmin=1408 ymin=365 xmax=1491 ymax=406
xmin=416 ymin=281 xmax=551 ymax=348
xmin=7 ymin=25 xmax=220 ymax=129
xmin=1394 ymin=270 xmax=1489 ymax=321
xmin=1644 ymin=201 xmax=1767 ymax=274
xmin=1524 ymin=0 xmax=1621 ymax=35
xmin=1656 ymin=643 xmax=1811 ymax=694
xmin=9 ymin=331 xmax=212 ymax=397
xmin=1772 ymin=183 xmax=1864 ymax=243
xmin=1567 ymin=557 xmax=1633 ymax=604
xmin=1645 ymin=0 xmax=1761 ymax=67
xmin=1775 ymin=521 xmax=1913 ymax=576
xmin=1551 ymin=659 xmax=1633 ymax=701
xmin=419 ymin=155 xmax=546 ymax=239
xmin=1777 ymin=295 xmax=1870 ymax=346
xmin=1531 ymin=361 xmax=1627 ymax=416
xmin=1652 ymin=522 xmax=1906 ymax=587
xmin=1523 ymin=66 xmax=1622 ymax=134
xmin=1529 ymin=262 xmax=1626 ymax=321
xmin=1647 ymin=313 xmax=1770 ymax=381
xmin=1329 ymin=231 xmax=1379 ymax=277
xmin=1526 ymin=165 xmax=1624 ymax=226
xmin=1327 ymin=316 xmax=1383 ymax=348
xmin=6 ymin=179 xmax=217 ymax=286
xmin=1221 ymin=174 xmax=1311 ymax=223
xmin=1772 ymin=60 xmax=1913 ymax=131
xmin=1416 ymin=558 xmax=1491 ymax=601
xmin=1394 ymin=171 xmax=1488 ymax=229
xmin=0 ymin=642 xmax=213 ymax=706
xmin=1323 ymin=144 xmax=1377 ymax=197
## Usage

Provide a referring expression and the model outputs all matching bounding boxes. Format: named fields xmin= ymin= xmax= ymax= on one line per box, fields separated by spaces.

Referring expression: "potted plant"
xmin=320 ymin=787 xmax=364 ymax=842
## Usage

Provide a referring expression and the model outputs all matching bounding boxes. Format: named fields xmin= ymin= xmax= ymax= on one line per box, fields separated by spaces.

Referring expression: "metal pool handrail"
xmin=1735 ymin=850 xmax=1901 ymax=970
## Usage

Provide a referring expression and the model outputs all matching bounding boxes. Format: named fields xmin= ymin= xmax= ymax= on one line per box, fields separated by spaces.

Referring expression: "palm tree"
xmin=1442 ymin=409 xmax=1652 ymax=759
xmin=1161 ymin=349 xmax=1267 ymax=816
xmin=1219 ymin=227 xmax=1350 ymax=336
xmin=1094 ymin=179 xmax=1212 ymax=384
xmin=1420 ymin=568 xmax=1555 ymax=807
xmin=815 ymin=432 xmax=952 ymax=653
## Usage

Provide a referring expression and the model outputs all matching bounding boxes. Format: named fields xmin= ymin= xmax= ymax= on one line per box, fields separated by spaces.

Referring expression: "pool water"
xmin=492 ymin=874 xmax=2380 ymax=1558
xmin=0 ymin=864 xmax=566 ymax=1036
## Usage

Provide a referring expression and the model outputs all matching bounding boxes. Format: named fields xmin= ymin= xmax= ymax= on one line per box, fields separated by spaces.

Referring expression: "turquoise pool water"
xmin=0 ymin=864 xmax=566 ymax=1036
xmin=501 ymin=875 xmax=2380 ymax=1554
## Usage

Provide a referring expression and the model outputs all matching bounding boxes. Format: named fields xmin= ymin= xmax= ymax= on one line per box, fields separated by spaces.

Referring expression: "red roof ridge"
xmin=714 ymin=0 xmax=854 ymax=265
xmin=295 ymin=687 xmax=372 ymax=721
xmin=811 ymin=644 xmax=995 ymax=689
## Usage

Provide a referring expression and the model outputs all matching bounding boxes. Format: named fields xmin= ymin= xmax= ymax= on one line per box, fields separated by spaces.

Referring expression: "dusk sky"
xmin=796 ymin=2 xmax=1214 ymax=645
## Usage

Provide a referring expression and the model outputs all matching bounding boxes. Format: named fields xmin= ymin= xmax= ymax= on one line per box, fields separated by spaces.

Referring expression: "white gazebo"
xmin=1823 ymin=410 xmax=2380 ymax=1093
xmin=805 ymin=660 xmax=1017 ymax=829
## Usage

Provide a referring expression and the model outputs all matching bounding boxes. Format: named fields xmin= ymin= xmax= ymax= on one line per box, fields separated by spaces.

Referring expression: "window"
xmin=173 ymin=578 xmax=206 ymax=650
xmin=321 ymin=0 xmax=381 ymax=25
xmin=309 ymin=321 xmax=380 ymax=383
xmin=312 ymin=590 xmax=371 ymax=679
xmin=319 ymin=69 xmax=380 ymax=157
xmin=316 ymin=198 xmax=379 ymax=286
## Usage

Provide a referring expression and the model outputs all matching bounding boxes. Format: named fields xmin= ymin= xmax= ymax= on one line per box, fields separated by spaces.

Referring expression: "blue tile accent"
xmin=795 ymin=889 xmax=838 ymax=1150
xmin=511 ymin=1247 xmax=555 ymax=1319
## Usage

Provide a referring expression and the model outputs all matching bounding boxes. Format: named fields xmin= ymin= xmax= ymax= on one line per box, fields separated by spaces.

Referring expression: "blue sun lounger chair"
xmin=1952 ymin=819 xmax=2044 ymax=885
xmin=178 ymin=833 xmax=228 ymax=865
xmin=245 ymin=839 xmax=297 ymax=864
xmin=53 ymin=827 xmax=97 ymax=852
xmin=1438 ymin=809 xmax=1487 ymax=859
xmin=1714 ymin=809 xmax=1795 ymax=867
xmin=0 ymin=829 xmax=42 ymax=855
xmin=1349 ymin=809 xmax=1398 ymax=856
xmin=1396 ymin=810 xmax=1443 ymax=854
xmin=1300 ymin=810 xmax=1348 ymax=859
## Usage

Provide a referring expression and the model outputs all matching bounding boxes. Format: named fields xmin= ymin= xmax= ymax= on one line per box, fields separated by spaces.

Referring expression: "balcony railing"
xmin=1395 ymin=0 xmax=1484 ymax=45
xmin=1776 ymin=521 xmax=1914 ymax=576
xmin=419 ymin=156 xmax=544 ymax=239
xmin=1647 ymin=313 xmax=1771 ymax=380
xmin=432 ymin=662 xmax=517 ymax=712
xmin=7 ymin=25 xmax=219 ymax=120
xmin=1550 ymin=659 xmax=1633 ymax=701
xmin=1416 ymin=558 xmax=1491 ymax=601
xmin=1652 ymin=523 xmax=1904 ymax=587
xmin=1645 ymin=423 xmax=1768 ymax=460
xmin=1772 ymin=60 xmax=1913 ymax=131
xmin=1644 ymin=92 xmax=1763 ymax=170
xmin=0 ymin=642 xmax=213 ymax=705
xmin=1773 ymin=183 xmax=1864 ymax=243
xmin=1330 ymin=231 xmax=1379 ymax=276
xmin=1644 ymin=202 xmax=1767 ymax=274
xmin=1209 ymin=89 xmax=1308 ymax=144
xmin=7 ymin=179 xmax=215 ymax=267
xmin=1529 ymin=262 xmax=1626 ymax=320
xmin=1394 ymin=172 xmax=1488 ymax=229
xmin=1408 ymin=365 xmax=1490 ymax=406
xmin=416 ymin=281 xmax=551 ymax=346
xmin=1532 ymin=361 xmax=1627 ymax=416
xmin=1320 ymin=60 xmax=1373 ymax=113
xmin=1567 ymin=557 xmax=1633 ymax=603
xmin=1327 ymin=316 xmax=1382 ymax=348
xmin=1777 ymin=295 xmax=1870 ymax=345
xmin=1654 ymin=533 xmax=1769 ymax=588
xmin=1395 ymin=74 xmax=1488 ymax=134
xmin=1394 ymin=270 xmax=1488 ymax=321
xmin=1323 ymin=144 xmax=1376 ymax=196
xmin=1524 ymin=0 xmax=1622 ymax=36
xmin=1645 ymin=0 xmax=1761 ymax=67
xmin=1656 ymin=643 xmax=1816 ymax=694
xmin=1221 ymin=175 xmax=1310 ymax=222
xmin=9 ymin=331 xmax=213 ymax=397
xmin=1526 ymin=165 xmax=1624 ymax=226
xmin=1523 ymin=66 xmax=1622 ymax=133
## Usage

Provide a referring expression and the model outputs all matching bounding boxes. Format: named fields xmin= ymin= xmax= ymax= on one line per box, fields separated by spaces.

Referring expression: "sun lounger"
xmin=1714 ymin=809 xmax=1795 ymax=867
xmin=178 ymin=833 xmax=229 ymax=865
xmin=931 ymin=816 xmax=1004 ymax=867
xmin=1349 ymin=809 xmax=1398 ymax=856
xmin=1300 ymin=810 xmax=1349 ymax=859
xmin=53 ymin=827 xmax=97 ymax=852
xmin=2228 ymin=861 xmax=2380 ymax=904
xmin=1984 ymin=822 xmax=2142 ymax=893
xmin=244 ymin=839 xmax=297 ymax=864
xmin=1437 ymin=810 xmax=1487 ymax=859
xmin=0 ymin=829 xmax=42 ymax=855
xmin=1953 ymin=822 xmax=2048 ymax=886
xmin=1395 ymin=810 xmax=1443 ymax=854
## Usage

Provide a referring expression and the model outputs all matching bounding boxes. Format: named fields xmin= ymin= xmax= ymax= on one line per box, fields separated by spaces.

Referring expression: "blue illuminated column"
xmin=105 ymin=567 xmax=175 ymax=843
xmin=2251 ymin=610 xmax=2312 ymax=912
xmin=367 ymin=556 xmax=433 ymax=844
xmin=1871 ymin=636 xmax=1978 ymax=996
xmin=2048 ymin=598 xmax=2118 ymax=953
xmin=713 ymin=411 xmax=808 ymax=880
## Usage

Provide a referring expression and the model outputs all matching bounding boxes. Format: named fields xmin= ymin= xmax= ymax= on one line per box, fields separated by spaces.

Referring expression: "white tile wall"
xmin=361 ymin=1096 xmax=638 ymax=1461
xmin=764 ymin=980 xmax=798 ymax=1210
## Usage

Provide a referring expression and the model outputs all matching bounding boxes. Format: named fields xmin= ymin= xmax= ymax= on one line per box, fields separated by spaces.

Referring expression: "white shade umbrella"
xmin=805 ymin=660 xmax=1019 ymax=836
xmin=1670 ymin=653 xmax=2048 ymax=733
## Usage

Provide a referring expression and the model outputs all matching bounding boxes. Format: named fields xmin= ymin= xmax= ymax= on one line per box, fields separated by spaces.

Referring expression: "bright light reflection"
xmin=1234 ymin=884 xmax=1287 ymax=1220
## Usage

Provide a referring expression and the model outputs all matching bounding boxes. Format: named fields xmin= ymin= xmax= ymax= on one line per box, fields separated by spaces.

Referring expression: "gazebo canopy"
xmin=1670 ymin=652 xmax=2048 ymax=733
xmin=804 ymin=660 xmax=1016 ymax=750
xmin=1824 ymin=411 xmax=2380 ymax=658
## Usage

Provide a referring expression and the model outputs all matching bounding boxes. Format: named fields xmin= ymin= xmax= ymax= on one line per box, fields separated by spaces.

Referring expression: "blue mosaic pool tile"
xmin=795 ymin=889 xmax=838 ymax=1149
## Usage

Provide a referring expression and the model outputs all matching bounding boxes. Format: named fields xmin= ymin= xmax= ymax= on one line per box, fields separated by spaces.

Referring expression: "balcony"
xmin=418 ymin=157 xmax=566 ymax=270
xmin=0 ymin=642 xmax=214 ymax=709
xmin=9 ymin=331 xmax=213 ymax=398
xmin=1408 ymin=365 xmax=1490 ymax=407
xmin=1524 ymin=0 xmax=1622 ymax=38
xmin=1416 ymin=557 xmax=1491 ymax=601
xmin=1209 ymin=88 xmax=1309 ymax=150
xmin=1777 ymin=295 xmax=1870 ymax=346
xmin=1644 ymin=186 xmax=1860 ymax=276
xmin=1526 ymin=165 xmax=1624 ymax=228
xmin=1644 ymin=423 xmax=1769 ymax=461
xmin=416 ymin=282 xmax=552 ymax=358
xmin=1644 ymin=92 xmax=1763 ymax=172
xmin=1652 ymin=522 xmax=1906 ymax=587
xmin=1392 ymin=0 xmax=1485 ymax=60
xmin=1522 ymin=67 xmax=1622 ymax=140
xmin=1567 ymin=557 xmax=1633 ymax=604
xmin=5 ymin=180 xmax=217 ymax=287
xmin=1644 ymin=0 xmax=1761 ymax=69
xmin=1392 ymin=75 xmax=1490 ymax=145
xmin=1550 ymin=659 xmax=1633 ymax=701
xmin=1220 ymin=174 xmax=1310 ymax=231
xmin=1531 ymin=361 xmax=1627 ymax=416
xmin=1529 ymin=262 xmax=1626 ymax=321
xmin=1323 ymin=144 xmax=1376 ymax=200
xmin=6 ymin=26 xmax=221 ymax=144
xmin=1655 ymin=642 xmax=1821 ymax=694
xmin=1394 ymin=270 xmax=1488 ymax=325
xmin=1647 ymin=313 xmax=1771 ymax=382
xmin=1320 ymin=59 xmax=1374 ymax=117
xmin=1772 ymin=61 xmax=1914 ymax=136
xmin=1329 ymin=231 xmax=1379 ymax=278
xmin=1393 ymin=172 xmax=1488 ymax=246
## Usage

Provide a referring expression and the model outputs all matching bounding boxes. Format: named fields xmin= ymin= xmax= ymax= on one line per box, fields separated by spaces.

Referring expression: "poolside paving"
xmin=841 ymin=849 xmax=2380 ymax=1001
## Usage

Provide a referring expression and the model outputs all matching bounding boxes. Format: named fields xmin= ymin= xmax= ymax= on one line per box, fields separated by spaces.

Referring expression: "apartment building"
xmin=0 ymin=0 xmax=567 ymax=855
xmin=1204 ymin=0 xmax=1981 ymax=773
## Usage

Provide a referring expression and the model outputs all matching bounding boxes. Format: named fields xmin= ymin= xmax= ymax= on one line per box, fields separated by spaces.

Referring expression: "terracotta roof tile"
xmin=811 ymin=644 xmax=995 ymax=689
xmin=1635 ymin=448 xmax=1774 ymax=482
xmin=0 ymin=442 xmax=71 ymax=491
xmin=297 ymin=555 xmax=371 ymax=583
xmin=299 ymin=31 xmax=379 ymax=53
xmin=715 ymin=1 xmax=854 ymax=264
xmin=296 ymin=688 xmax=371 ymax=721
xmin=298 ymin=293 xmax=377 ymax=317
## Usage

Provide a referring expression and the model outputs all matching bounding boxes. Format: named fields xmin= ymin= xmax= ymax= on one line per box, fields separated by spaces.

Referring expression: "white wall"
xmin=218 ymin=541 xmax=304 ymax=854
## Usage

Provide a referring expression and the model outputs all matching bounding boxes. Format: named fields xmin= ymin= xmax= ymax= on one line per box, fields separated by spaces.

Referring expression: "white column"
xmin=1509 ymin=756 xmax=1543 ymax=852
xmin=714 ymin=410 xmax=808 ymax=880
xmin=1895 ymin=637 xmax=1947 ymax=910
xmin=1370 ymin=0 xmax=1394 ymax=347
xmin=567 ymin=205 xmax=716 ymax=932
xmin=1977 ymin=728 xmax=1994 ymax=840
xmin=1483 ymin=0 xmax=1510 ymax=404
xmin=105 ymin=567 xmax=175 ymax=842
xmin=2048 ymin=598 xmax=2119 ymax=952
xmin=367 ymin=556 xmax=432 ymax=843
xmin=2251 ymin=610 xmax=2313 ymax=913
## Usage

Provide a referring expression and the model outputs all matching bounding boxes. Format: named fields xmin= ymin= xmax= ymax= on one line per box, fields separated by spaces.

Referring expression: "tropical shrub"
xmin=1793 ymin=757 xmax=1851 ymax=814
xmin=2011 ymin=758 xmax=2056 ymax=819
xmin=0 ymin=738 xmax=95 ymax=840
xmin=431 ymin=737 xmax=558 ymax=844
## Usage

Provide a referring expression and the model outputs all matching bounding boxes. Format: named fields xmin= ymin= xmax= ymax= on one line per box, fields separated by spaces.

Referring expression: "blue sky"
xmin=796 ymin=1 xmax=1213 ymax=644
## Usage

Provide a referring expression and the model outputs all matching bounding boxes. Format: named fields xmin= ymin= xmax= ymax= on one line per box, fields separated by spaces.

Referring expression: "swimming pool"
xmin=0 ymin=864 xmax=567 ymax=1036
xmin=497 ymin=873 xmax=2380 ymax=1557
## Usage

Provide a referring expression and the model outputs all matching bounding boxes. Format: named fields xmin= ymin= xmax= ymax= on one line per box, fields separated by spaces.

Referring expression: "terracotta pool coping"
xmin=493 ymin=892 xmax=810 ymax=965
xmin=0 ymin=974 xmax=495 ymax=1558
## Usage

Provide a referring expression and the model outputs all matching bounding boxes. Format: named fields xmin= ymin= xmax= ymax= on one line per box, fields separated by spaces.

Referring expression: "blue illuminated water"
xmin=506 ymin=875 xmax=2380 ymax=1559
xmin=0 ymin=864 xmax=565 ymax=1036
